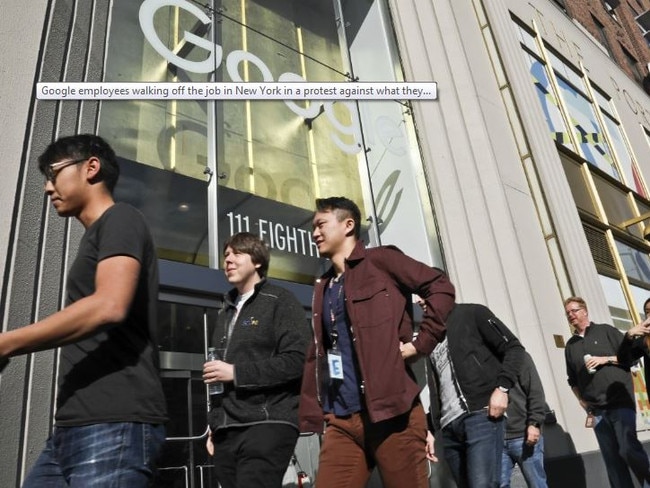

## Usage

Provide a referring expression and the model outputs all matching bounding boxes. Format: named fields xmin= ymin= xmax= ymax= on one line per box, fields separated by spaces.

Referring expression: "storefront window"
xmin=99 ymin=0 xmax=445 ymax=282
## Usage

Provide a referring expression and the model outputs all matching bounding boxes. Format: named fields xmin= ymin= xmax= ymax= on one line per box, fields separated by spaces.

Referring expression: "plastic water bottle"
xmin=207 ymin=347 xmax=224 ymax=395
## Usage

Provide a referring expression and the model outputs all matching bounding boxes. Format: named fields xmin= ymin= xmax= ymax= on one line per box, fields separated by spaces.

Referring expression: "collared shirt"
xmin=322 ymin=275 xmax=362 ymax=416
xmin=565 ymin=322 xmax=634 ymax=410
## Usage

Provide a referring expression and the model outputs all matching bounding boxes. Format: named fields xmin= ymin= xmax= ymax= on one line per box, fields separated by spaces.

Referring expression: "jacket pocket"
xmin=348 ymin=281 xmax=391 ymax=328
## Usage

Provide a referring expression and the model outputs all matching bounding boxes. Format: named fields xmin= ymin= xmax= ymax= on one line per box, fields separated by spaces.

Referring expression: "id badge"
xmin=328 ymin=350 xmax=344 ymax=380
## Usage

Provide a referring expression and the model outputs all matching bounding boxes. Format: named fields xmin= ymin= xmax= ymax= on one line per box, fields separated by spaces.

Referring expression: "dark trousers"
xmin=211 ymin=423 xmax=299 ymax=488
xmin=315 ymin=403 xmax=429 ymax=488
xmin=593 ymin=407 xmax=650 ymax=488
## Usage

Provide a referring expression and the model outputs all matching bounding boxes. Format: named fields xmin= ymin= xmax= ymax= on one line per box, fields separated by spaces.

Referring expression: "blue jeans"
xmin=22 ymin=422 xmax=166 ymax=488
xmin=592 ymin=407 xmax=650 ymax=488
xmin=500 ymin=435 xmax=547 ymax=488
xmin=441 ymin=410 xmax=505 ymax=488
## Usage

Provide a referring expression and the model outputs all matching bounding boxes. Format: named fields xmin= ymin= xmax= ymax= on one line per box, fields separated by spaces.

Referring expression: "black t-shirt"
xmin=55 ymin=203 xmax=167 ymax=426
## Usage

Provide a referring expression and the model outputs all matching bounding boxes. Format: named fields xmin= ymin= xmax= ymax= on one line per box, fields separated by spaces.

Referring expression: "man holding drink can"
xmin=564 ymin=296 xmax=650 ymax=488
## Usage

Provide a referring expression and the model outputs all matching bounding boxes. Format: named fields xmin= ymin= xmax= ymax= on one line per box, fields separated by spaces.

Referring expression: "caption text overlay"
xmin=36 ymin=82 xmax=437 ymax=101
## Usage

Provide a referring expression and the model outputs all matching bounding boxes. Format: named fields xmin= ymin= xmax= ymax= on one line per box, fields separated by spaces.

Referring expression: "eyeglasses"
xmin=565 ymin=307 xmax=584 ymax=317
xmin=44 ymin=158 xmax=87 ymax=182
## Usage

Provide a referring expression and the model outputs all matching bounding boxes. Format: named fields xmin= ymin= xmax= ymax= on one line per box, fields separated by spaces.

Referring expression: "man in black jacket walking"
xmin=203 ymin=232 xmax=311 ymax=488
xmin=426 ymin=303 xmax=525 ymax=488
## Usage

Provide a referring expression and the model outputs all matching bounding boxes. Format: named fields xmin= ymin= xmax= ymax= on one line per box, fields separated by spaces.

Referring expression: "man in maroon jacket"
xmin=299 ymin=196 xmax=455 ymax=488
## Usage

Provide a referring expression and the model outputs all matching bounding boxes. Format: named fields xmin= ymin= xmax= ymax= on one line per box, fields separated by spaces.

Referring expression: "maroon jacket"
xmin=298 ymin=241 xmax=455 ymax=432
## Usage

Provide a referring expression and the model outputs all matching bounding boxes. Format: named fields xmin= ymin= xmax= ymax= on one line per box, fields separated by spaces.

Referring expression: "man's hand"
xmin=206 ymin=428 xmax=214 ymax=456
xmin=425 ymin=430 xmax=438 ymax=462
xmin=488 ymin=388 xmax=508 ymax=418
xmin=626 ymin=317 xmax=650 ymax=339
xmin=525 ymin=424 xmax=541 ymax=446
xmin=399 ymin=342 xmax=418 ymax=360
xmin=203 ymin=360 xmax=234 ymax=384
xmin=584 ymin=355 xmax=615 ymax=371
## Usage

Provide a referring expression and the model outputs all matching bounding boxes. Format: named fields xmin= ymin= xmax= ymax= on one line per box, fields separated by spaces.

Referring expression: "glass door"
xmin=154 ymin=298 xmax=220 ymax=488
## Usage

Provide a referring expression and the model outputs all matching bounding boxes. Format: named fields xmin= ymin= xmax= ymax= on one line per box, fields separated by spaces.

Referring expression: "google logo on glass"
xmin=139 ymin=0 xmax=363 ymax=155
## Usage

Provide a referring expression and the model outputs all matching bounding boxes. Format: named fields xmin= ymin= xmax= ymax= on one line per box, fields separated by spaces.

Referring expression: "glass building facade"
xmin=100 ymin=0 xmax=443 ymax=277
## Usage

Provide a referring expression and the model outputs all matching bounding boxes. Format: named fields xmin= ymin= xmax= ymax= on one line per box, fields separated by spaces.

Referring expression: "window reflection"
xmin=602 ymin=114 xmax=645 ymax=196
xmin=555 ymin=76 xmax=618 ymax=179
xmin=523 ymin=52 xmax=573 ymax=150
xmin=599 ymin=274 xmax=632 ymax=331
xmin=100 ymin=0 xmax=210 ymax=180
xmin=114 ymin=159 xmax=210 ymax=266
xmin=615 ymin=240 xmax=650 ymax=284
xmin=158 ymin=301 xmax=210 ymax=354
xmin=592 ymin=175 xmax=635 ymax=225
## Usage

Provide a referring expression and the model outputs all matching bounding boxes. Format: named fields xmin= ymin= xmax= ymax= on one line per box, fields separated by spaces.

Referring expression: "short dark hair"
xmin=223 ymin=232 xmax=270 ymax=278
xmin=643 ymin=298 xmax=650 ymax=312
xmin=315 ymin=196 xmax=362 ymax=239
xmin=38 ymin=134 xmax=119 ymax=192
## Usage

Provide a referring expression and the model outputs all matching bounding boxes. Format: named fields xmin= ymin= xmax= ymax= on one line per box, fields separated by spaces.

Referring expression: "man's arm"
xmin=478 ymin=307 xmax=525 ymax=418
xmin=479 ymin=309 xmax=525 ymax=389
xmin=377 ymin=246 xmax=455 ymax=357
xmin=523 ymin=356 xmax=547 ymax=445
xmin=0 ymin=255 xmax=140 ymax=358
xmin=618 ymin=318 xmax=650 ymax=366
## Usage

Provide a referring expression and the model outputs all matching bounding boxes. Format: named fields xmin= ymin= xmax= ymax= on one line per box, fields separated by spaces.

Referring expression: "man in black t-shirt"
xmin=0 ymin=134 xmax=167 ymax=487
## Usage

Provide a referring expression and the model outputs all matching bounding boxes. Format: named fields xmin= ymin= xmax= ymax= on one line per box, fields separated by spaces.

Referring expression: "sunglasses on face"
xmin=44 ymin=158 xmax=88 ymax=182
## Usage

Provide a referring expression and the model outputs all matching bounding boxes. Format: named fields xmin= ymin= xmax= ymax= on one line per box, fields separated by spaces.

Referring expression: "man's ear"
xmin=344 ymin=217 xmax=356 ymax=237
xmin=85 ymin=156 xmax=102 ymax=182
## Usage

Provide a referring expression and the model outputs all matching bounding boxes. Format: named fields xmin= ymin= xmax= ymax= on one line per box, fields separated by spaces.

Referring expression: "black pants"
xmin=211 ymin=424 xmax=299 ymax=488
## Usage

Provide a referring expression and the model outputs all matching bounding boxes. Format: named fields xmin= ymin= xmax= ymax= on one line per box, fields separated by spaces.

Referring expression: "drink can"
xmin=584 ymin=354 xmax=597 ymax=374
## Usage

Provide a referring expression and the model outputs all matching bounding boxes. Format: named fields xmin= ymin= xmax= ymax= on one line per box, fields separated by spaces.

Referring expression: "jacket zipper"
xmin=312 ymin=281 xmax=322 ymax=405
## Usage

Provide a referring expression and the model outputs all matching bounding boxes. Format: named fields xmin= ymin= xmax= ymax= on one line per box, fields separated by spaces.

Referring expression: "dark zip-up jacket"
xmin=208 ymin=280 xmax=311 ymax=432
xmin=505 ymin=352 xmax=546 ymax=439
xmin=299 ymin=241 xmax=455 ymax=433
xmin=427 ymin=303 xmax=525 ymax=430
